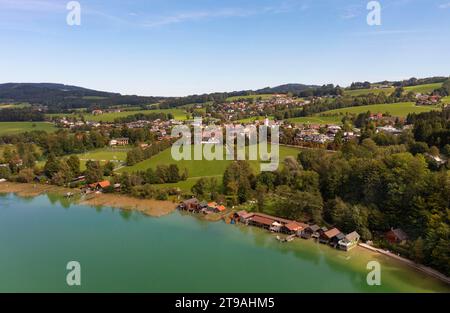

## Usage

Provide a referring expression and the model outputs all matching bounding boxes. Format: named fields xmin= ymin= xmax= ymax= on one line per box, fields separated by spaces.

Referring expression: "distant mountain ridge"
xmin=0 ymin=83 xmax=162 ymax=112
xmin=0 ymin=83 xmax=119 ymax=101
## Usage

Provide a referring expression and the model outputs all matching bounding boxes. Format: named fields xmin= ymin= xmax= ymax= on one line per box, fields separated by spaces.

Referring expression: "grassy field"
xmin=442 ymin=96 xmax=450 ymax=104
xmin=46 ymin=108 xmax=189 ymax=122
xmin=403 ymin=83 xmax=442 ymax=94
xmin=236 ymin=116 xmax=274 ymax=123
xmin=319 ymin=102 xmax=440 ymax=118
xmin=0 ymin=103 xmax=31 ymax=109
xmin=344 ymin=87 xmax=395 ymax=97
xmin=287 ymin=115 xmax=343 ymax=125
xmin=35 ymin=147 xmax=131 ymax=170
xmin=75 ymin=148 xmax=130 ymax=169
xmin=287 ymin=102 xmax=441 ymax=125
xmin=119 ymin=144 xmax=303 ymax=191
xmin=0 ymin=122 xmax=57 ymax=136
xmin=226 ymin=94 xmax=274 ymax=102
xmin=343 ymin=83 xmax=442 ymax=97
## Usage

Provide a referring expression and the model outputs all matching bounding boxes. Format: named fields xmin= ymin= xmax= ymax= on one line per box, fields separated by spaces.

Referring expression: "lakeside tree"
xmin=85 ymin=160 xmax=103 ymax=184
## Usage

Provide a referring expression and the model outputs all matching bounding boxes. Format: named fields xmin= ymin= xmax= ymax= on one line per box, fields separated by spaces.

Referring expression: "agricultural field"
xmin=343 ymin=83 xmax=442 ymax=97
xmin=236 ymin=116 xmax=273 ymax=123
xmin=46 ymin=108 xmax=189 ymax=122
xmin=0 ymin=122 xmax=57 ymax=136
xmin=319 ymin=102 xmax=441 ymax=118
xmin=119 ymin=144 xmax=303 ymax=191
xmin=287 ymin=102 xmax=441 ymax=126
xmin=226 ymin=94 xmax=274 ymax=102
xmin=403 ymin=83 xmax=442 ymax=94
xmin=344 ymin=87 xmax=395 ymax=97
xmin=287 ymin=115 xmax=343 ymax=125
xmin=35 ymin=147 xmax=131 ymax=170
xmin=0 ymin=102 xmax=31 ymax=109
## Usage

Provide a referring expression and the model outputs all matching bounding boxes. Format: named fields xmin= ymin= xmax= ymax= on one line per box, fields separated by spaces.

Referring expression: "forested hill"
xmin=0 ymin=82 xmax=319 ymax=112
xmin=255 ymin=83 xmax=319 ymax=94
xmin=0 ymin=83 xmax=163 ymax=113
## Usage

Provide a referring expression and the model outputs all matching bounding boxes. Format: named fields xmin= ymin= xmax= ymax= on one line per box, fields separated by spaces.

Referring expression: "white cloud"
xmin=141 ymin=1 xmax=309 ymax=28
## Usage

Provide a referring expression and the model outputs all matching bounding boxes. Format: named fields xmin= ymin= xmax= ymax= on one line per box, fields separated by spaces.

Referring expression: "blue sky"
xmin=0 ymin=0 xmax=449 ymax=96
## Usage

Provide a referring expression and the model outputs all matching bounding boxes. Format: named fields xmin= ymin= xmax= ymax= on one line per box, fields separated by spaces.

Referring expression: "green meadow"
xmin=343 ymin=83 xmax=442 ymax=97
xmin=344 ymin=87 xmax=395 ymax=97
xmin=46 ymin=108 xmax=189 ymax=122
xmin=0 ymin=122 xmax=57 ymax=136
xmin=287 ymin=102 xmax=441 ymax=125
xmin=403 ymin=83 xmax=442 ymax=94
xmin=35 ymin=147 xmax=131 ymax=170
xmin=319 ymin=102 xmax=440 ymax=118
xmin=0 ymin=103 xmax=31 ymax=109
xmin=74 ymin=148 xmax=130 ymax=170
xmin=119 ymin=144 xmax=303 ymax=191
xmin=287 ymin=115 xmax=343 ymax=125
xmin=236 ymin=116 xmax=274 ymax=123
xmin=441 ymin=96 xmax=450 ymax=104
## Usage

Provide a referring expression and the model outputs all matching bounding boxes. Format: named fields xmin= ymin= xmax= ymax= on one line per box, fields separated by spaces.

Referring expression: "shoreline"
xmin=358 ymin=243 xmax=450 ymax=285
xmin=1 ymin=181 xmax=448 ymax=286
xmin=0 ymin=182 xmax=177 ymax=217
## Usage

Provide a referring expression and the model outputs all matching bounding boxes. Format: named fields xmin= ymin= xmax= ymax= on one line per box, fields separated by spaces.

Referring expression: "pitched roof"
xmin=89 ymin=181 xmax=110 ymax=189
xmin=251 ymin=212 xmax=292 ymax=224
xmin=284 ymin=222 xmax=304 ymax=232
xmin=323 ymin=228 xmax=341 ymax=239
xmin=216 ymin=205 xmax=226 ymax=212
xmin=236 ymin=210 xmax=248 ymax=217
xmin=390 ymin=228 xmax=408 ymax=241
xmin=207 ymin=202 xmax=218 ymax=208
xmin=183 ymin=198 xmax=199 ymax=205
xmin=308 ymin=225 xmax=321 ymax=232
xmin=251 ymin=215 xmax=275 ymax=226
xmin=345 ymin=231 xmax=360 ymax=241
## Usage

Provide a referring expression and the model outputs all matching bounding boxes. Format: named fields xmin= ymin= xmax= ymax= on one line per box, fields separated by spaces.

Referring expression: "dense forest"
xmin=189 ymin=140 xmax=449 ymax=275
xmin=0 ymin=108 xmax=45 ymax=121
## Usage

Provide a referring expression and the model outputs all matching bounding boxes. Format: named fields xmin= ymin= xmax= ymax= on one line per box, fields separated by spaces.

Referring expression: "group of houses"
xmin=415 ymin=94 xmax=441 ymax=106
xmin=293 ymin=124 xmax=358 ymax=145
xmin=178 ymin=198 xmax=362 ymax=252
xmin=233 ymin=210 xmax=361 ymax=251
xmin=213 ymin=95 xmax=305 ymax=121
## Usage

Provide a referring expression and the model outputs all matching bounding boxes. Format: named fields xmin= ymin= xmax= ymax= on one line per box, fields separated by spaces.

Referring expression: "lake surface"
xmin=0 ymin=193 xmax=449 ymax=292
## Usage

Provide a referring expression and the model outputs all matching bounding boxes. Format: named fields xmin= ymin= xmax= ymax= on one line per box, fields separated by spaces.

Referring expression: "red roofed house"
xmin=319 ymin=228 xmax=342 ymax=244
xmin=249 ymin=215 xmax=275 ymax=230
xmin=215 ymin=205 xmax=226 ymax=213
xmin=282 ymin=222 xmax=307 ymax=235
xmin=89 ymin=180 xmax=111 ymax=192
xmin=385 ymin=228 xmax=409 ymax=245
